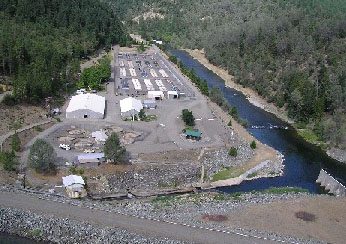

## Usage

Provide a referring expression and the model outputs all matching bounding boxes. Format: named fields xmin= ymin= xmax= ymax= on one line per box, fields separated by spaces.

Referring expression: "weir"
xmin=316 ymin=169 xmax=346 ymax=197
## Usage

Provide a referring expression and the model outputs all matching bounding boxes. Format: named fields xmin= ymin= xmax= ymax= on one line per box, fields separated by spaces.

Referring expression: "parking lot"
xmin=40 ymin=46 xmax=238 ymax=166
xmin=114 ymin=51 xmax=192 ymax=97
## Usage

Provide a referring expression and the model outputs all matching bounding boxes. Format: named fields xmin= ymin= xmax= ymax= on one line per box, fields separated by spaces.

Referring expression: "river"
xmin=169 ymin=48 xmax=346 ymax=193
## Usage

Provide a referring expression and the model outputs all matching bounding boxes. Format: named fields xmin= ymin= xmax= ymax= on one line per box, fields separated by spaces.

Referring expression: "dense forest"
xmin=110 ymin=0 xmax=346 ymax=149
xmin=0 ymin=0 xmax=129 ymax=103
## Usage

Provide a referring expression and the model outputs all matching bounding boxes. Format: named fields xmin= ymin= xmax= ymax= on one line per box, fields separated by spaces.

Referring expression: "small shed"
xmin=62 ymin=175 xmax=87 ymax=198
xmin=143 ymin=100 xmax=157 ymax=109
xmin=77 ymin=153 xmax=105 ymax=167
xmin=179 ymin=92 xmax=186 ymax=98
xmin=91 ymin=130 xmax=108 ymax=143
xmin=185 ymin=130 xmax=202 ymax=141
xmin=168 ymin=91 xmax=179 ymax=99
xmin=147 ymin=91 xmax=164 ymax=100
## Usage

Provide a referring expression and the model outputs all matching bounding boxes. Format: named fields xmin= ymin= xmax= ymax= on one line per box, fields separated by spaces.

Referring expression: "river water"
xmin=169 ymin=48 xmax=346 ymax=193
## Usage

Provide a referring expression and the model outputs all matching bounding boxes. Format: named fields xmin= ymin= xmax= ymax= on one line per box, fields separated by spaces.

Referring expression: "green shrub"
xmin=182 ymin=109 xmax=195 ymax=126
xmin=264 ymin=187 xmax=308 ymax=194
xmin=230 ymin=192 xmax=243 ymax=200
xmin=11 ymin=133 xmax=21 ymax=152
xmin=138 ymin=109 xmax=146 ymax=120
xmin=35 ymin=126 xmax=42 ymax=132
xmin=229 ymin=147 xmax=238 ymax=157
xmin=250 ymin=140 xmax=257 ymax=149
xmin=104 ymin=132 xmax=127 ymax=163
xmin=29 ymin=139 xmax=56 ymax=174
xmin=228 ymin=120 xmax=232 ymax=126
xmin=229 ymin=106 xmax=238 ymax=119
xmin=69 ymin=167 xmax=84 ymax=175
xmin=0 ymin=151 xmax=18 ymax=171
xmin=2 ymin=94 xmax=16 ymax=106
xmin=247 ymin=172 xmax=258 ymax=178
xmin=31 ymin=229 xmax=41 ymax=237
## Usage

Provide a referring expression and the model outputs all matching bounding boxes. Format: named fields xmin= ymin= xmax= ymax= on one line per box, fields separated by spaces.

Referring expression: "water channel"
xmin=169 ymin=48 xmax=346 ymax=194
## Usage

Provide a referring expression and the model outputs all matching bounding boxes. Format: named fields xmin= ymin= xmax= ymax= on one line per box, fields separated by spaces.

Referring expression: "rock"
xmin=68 ymin=129 xmax=86 ymax=135
xmin=58 ymin=136 xmax=76 ymax=142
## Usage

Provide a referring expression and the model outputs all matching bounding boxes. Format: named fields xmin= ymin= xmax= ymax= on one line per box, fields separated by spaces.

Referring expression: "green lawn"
xmin=211 ymin=167 xmax=246 ymax=182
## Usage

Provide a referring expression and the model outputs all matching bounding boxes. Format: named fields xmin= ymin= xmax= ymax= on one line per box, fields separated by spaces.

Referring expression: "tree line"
xmin=111 ymin=0 xmax=346 ymax=149
xmin=0 ymin=0 xmax=129 ymax=104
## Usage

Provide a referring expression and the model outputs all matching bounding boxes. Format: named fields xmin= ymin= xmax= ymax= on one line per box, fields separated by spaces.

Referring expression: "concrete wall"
xmin=316 ymin=169 xmax=346 ymax=197
xmin=66 ymin=109 xmax=104 ymax=119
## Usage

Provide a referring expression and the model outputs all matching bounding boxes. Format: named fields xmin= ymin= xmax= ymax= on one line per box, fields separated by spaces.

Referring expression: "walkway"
xmin=0 ymin=120 xmax=52 ymax=151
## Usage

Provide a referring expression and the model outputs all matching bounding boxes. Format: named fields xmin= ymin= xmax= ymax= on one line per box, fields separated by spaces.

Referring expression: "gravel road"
xmin=0 ymin=191 xmax=276 ymax=244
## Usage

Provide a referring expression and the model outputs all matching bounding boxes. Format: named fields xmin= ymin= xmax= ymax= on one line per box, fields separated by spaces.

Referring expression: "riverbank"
xmin=183 ymin=48 xmax=346 ymax=164
xmin=183 ymin=49 xmax=293 ymax=124
xmin=160 ymin=47 xmax=284 ymax=184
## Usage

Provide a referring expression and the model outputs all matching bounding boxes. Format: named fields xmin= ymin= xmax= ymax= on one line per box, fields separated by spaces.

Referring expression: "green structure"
xmin=185 ymin=130 xmax=202 ymax=141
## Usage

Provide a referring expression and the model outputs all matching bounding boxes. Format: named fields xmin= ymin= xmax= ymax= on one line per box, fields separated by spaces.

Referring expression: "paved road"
xmin=0 ymin=191 xmax=276 ymax=244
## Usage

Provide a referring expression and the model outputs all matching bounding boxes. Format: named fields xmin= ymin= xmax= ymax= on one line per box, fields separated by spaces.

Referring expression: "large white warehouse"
xmin=120 ymin=97 xmax=143 ymax=118
xmin=66 ymin=94 xmax=105 ymax=119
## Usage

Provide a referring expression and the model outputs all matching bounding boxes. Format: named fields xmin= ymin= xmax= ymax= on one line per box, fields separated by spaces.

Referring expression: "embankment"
xmin=183 ymin=48 xmax=346 ymax=164
xmin=160 ymin=47 xmax=284 ymax=184
xmin=0 ymin=206 xmax=188 ymax=244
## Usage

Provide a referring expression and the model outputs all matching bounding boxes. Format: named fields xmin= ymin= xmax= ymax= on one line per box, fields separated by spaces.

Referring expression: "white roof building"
xmin=168 ymin=91 xmax=179 ymax=99
xmin=91 ymin=130 xmax=108 ymax=142
xmin=66 ymin=94 xmax=105 ymax=119
xmin=62 ymin=175 xmax=86 ymax=198
xmin=147 ymin=91 xmax=164 ymax=100
xmin=62 ymin=175 xmax=85 ymax=187
xmin=120 ymin=97 xmax=143 ymax=118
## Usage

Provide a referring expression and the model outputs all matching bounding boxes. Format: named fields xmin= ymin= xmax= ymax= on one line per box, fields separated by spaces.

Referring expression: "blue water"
xmin=170 ymin=48 xmax=346 ymax=193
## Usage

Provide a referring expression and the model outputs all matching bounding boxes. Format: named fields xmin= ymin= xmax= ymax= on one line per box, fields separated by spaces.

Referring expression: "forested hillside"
xmin=111 ymin=0 xmax=346 ymax=149
xmin=0 ymin=0 xmax=129 ymax=103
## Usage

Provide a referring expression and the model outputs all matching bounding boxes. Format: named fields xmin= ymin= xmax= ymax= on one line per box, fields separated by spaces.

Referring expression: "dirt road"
xmin=0 ymin=191 xmax=276 ymax=244
xmin=225 ymin=196 xmax=346 ymax=244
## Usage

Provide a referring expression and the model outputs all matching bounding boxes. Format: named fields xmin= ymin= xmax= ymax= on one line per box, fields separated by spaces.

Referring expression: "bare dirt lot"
xmin=2 ymin=122 xmax=55 ymax=152
xmin=0 ymin=104 xmax=46 ymax=135
xmin=224 ymin=196 xmax=346 ymax=244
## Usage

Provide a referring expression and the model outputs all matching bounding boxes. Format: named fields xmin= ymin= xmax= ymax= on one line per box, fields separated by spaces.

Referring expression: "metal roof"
xmin=62 ymin=175 xmax=85 ymax=187
xmin=91 ymin=130 xmax=108 ymax=142
xmin=66 ymin=94 xmax=105 ymax=114
xmin=77 ymin=153 xmax=105 ymax=161
xmin=120 ymin=97 xmax=143 ymax=113
xmin=185 ymin=130 xmax=202 ymax=137
xmin=143 ymin=100 xmax=157 ymax=104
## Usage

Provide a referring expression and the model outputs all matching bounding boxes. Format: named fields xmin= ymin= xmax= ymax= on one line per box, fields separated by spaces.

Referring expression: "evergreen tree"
xmin=29 ymin=139 xmax=56 ymax=174
xmin=104 ymin=133 xmax=127 ymax=163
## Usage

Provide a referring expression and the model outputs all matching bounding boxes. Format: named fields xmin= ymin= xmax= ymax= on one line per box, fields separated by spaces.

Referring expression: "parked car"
xmin=76 ymin=89 xmax=86 ymax=95
xmin=84 ymin=149 xmax=95 ymax=153
xmin=59 ymin=144 xmax=71 ymax=150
